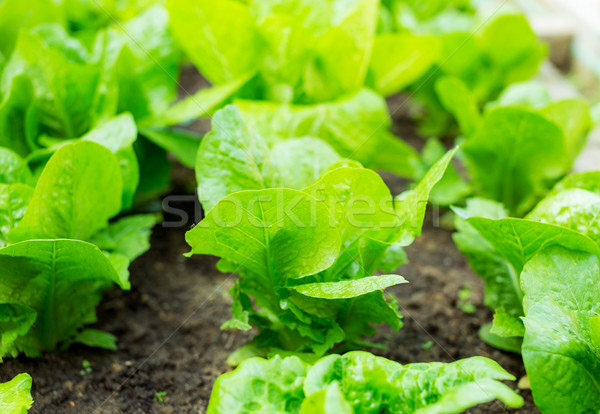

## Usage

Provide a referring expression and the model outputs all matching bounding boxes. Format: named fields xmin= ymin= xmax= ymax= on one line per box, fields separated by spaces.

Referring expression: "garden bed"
xmin=0 ymin=215 xmax=539 ymax=413
xmin=0 ymin=79 xmax=541 ymax=411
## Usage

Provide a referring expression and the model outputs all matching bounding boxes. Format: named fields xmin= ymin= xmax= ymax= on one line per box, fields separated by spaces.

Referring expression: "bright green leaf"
xmin=186 ymin=188 xmax=341 ymax=282
xmin=521 ymin=247 xmax=600 ymax=413
xmin=0 ymin=184 xmax=33 ymax=247
xmin=369 ymin=33 xmax=439 ymax=95
xmin=0 ymin=239 xmax=126 ymax=357
xmin=0 ymin=149 xmax=32 ymax=185
xmin=290 ymin=274 xmax=407 ymax=299
xmin=0 ymin=373 xmax=34 ymax=414
xmin=9 ymin=141 xmax=122 ymax=242
xmin=463 ymin=107 xmax=567 ymax=215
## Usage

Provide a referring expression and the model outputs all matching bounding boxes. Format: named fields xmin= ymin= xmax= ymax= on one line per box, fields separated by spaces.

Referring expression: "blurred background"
xmin=511 ymin=0 xmax=600 ymax=170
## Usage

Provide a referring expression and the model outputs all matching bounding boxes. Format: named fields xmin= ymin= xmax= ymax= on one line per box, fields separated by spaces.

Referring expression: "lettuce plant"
xmin=0 ymin=0 xmax=163 ymax=56
xmin=0 ymin=3 xmax=198 ymax=202
xmin=453 ymin=171 xmax=600 ymax=352
xmin=206 ymin=351 xmax=524 ymax=413
xmin=187 ymin=107 xmax=456 ymax=358
xmin=453 ymin=172 xmax=600 ymax=412
xmin=166 ymin=0 xmax=422 ymax=178
xmin=0 ymin=373 xmax=33 ymax=413
xmin=0 ymin=142 xmax=156 ymax=358
xmin=371 ymin=1 xmax=546 ymax=136
xmin=433 ymin=79 xmax=594 ymax=213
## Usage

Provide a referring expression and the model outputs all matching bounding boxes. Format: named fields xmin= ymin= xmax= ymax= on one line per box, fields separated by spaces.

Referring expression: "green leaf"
xmin=220 ymin=281 xmax=252 ymax=331
xmin=0 ymin=149 xmax=32 ymax=185
xmin=300 ymin=166 xmax=398 ymax=282
xmin=190 ymin=146 xmax=454 ymax=357
xmin=141 ymin=127 xmax=202 ymax=168
xmin=435 ymin=76 xmax=480 ymax=136
xmin=114 ymin=147 xmax=139 ymax=210
xmin=265 ymin=139 xmax=342 ymax=191
xmin=0 ymin=75 xmax=38 ymax=157
xmin=9 ymin=141 xmax=122 ymax=242
xmin=302 ymin=166 xmax=394 ymax=245
xmin=0 ymin=239 xmax=126 ymax=357
xmin=195 ymin=105 xmax=270 ymax=211
xmin=521 ymin=247 xmax=600 ymax=413
xmin=309 ymin=148 xmax=455 ymax=282
xmin=478 ymin=323 xmax=523 ymax=354
xmin=550 ymin=171 xmax=600 ymax=196
xmin=72 ymin=329 xmax=117 ymax=351
xmin=466 ymin=217 xmax=600 ymax=274
xmin=133 ymin=136 xmax=171 ymax=202
xmin=277 ymin=0 xmax=377 ymax=102
xmin=541 ymin=98 xmax=591 ymax=164
xmin=0 ymin=0 xmax=60 ymax=57
xmin=369 ymin=33 xmax=439 ymax=95
xmin=420 ymin=138 xmax=470 ymax=205
xmin=0 ymin=303 xmax=36 ymax=360
xmin=452 ymin=198 xmax=523 ymax=339
xmin=366 ymin=240 xmax=407 ymax=272
xmin=300 ymin=382 xmax=353 ymax=414
xmin=104 ymin=5 xmax=179 ymax=119
xmin=18 ymin=113 xmax=139 ymax=209
xmin=206 ymin=355 xmax=308 ymax=414
xmin=148 ymin=76 xmax=251 ymax=127
xmin=186 ymin=188 xmax=341 ymax=283
xmin=463 ymin=107 xmax=568 ymax=215
xmin=81 ymin=113 xmax=139 ymax=208
xmin=290 ymin=275 xmax=407 ymax=299
xmin=591 ymin=315 xmax=600 ymax=347
xmin=90 ymin=214 xmax=157 ymax=261
xmin=488 ymin=81 xmax=551 ymax=110
xmin=0 ymin=184 xmax=33 ymax=247
xmin=167 ymin=0 xmax=260 ymax=85
xmin=527 ymin=189 xmax=600 ymax=245
xmin=402 ymin=13 xmax=545 ymax=137
xmin=478 ymin=14 xmax=546 ymax=81
xmin=340 ymin=291 xmax=404 ymax=339
xmin=0 ymin=373 xmax=34 ymax=414
xmin=207 ymin=352 xmax=522 ymax=414
xmin=81 ymin=112 xmax=137 ymax=152
xmin=306 ymin=352 xmax=523 ymax=413
xmin=3 ymin=27 xmax=105 ymax=139
xmin=196 ymin=105 xmax=342 ymax=211
xmin=169 ymin=0 xmax=378 ymax=103
xmin=490 ymin=308 xmax=525 ymax=337
xmin=396 ymin=147 xmax=457 ymax=242
xmin=102 ymin=252 xmax=131 ymax=285
xmin=236 ymin=89 xmax=421 ymax=178
xmin=457 ymin=192 xmax=600 ymax=349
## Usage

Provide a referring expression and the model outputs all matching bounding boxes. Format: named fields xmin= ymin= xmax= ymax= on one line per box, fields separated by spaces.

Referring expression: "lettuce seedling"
xmin=435 ymin=78 xmax=593 ymax=213
xmin=187 ymin=110 xmax=455 ymax=357
xmin=371 ymin=1 xmax=546 ymax=136
xmin=166 ymin=0 xmax=422 ymax=178
xmin=0 ymin=373 xmax=33 ymax=413
xmin=0 ymin=5 xmax=198 ymax=201
xmin=0 ymin=142 xmax=156 ymax=358
xmin=206 ymin=351 xmax=523 ymax=413
xmin=453 ymin=171 xmax=600 ymax=351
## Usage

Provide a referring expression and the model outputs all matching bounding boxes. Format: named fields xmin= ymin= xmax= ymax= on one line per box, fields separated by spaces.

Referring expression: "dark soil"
xmin=0 ymin=69 xmax=540 ymax=413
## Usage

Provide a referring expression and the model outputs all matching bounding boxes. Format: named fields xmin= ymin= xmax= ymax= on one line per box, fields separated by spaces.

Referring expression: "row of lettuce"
xmin=0 ymin=0 xmax=598 ymax=413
